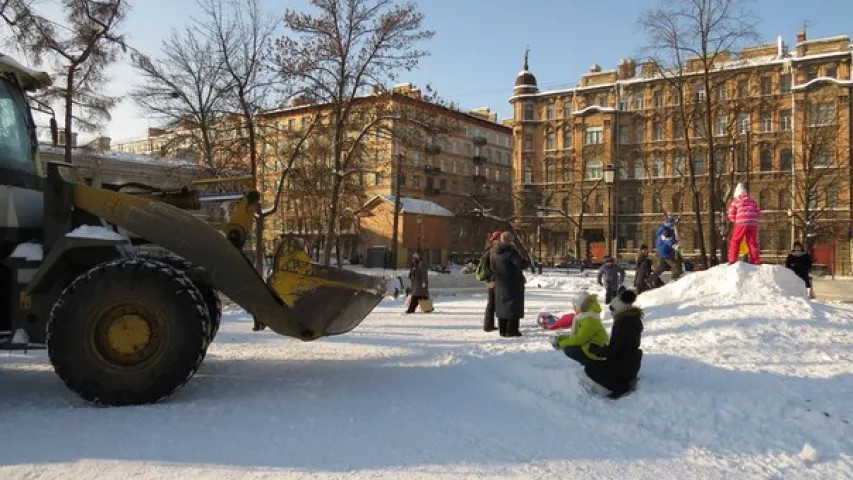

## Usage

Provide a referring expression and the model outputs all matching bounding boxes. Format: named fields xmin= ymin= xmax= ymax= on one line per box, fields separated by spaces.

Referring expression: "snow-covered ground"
xmin=2 ymin=264 xmax=853 ymax=479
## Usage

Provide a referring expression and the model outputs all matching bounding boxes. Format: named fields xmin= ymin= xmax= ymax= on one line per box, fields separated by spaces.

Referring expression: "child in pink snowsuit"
xmin=727 ymin=182 xmax=762 ymax=264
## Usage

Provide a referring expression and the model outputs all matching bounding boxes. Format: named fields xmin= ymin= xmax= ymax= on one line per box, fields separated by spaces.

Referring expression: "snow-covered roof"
xmin=369 ymin=195 xmax=454 ymax=217
xmin=39 ymin=144 xmax=199 ymax=169
xmin=572 ymin=105 xmax=617 ymax=116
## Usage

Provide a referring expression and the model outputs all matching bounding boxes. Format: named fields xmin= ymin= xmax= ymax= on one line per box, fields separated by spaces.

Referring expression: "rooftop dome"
xmin=513 ymin=49 xmax=538 ymax=95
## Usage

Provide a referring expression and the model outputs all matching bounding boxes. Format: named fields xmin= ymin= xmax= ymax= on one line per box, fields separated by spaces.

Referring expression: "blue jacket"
xmin=656 ymin=225 xmax=677 ymax=259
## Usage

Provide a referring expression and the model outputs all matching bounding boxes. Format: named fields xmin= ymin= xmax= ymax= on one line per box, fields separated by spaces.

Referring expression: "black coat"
xmin=408 ymin=260 xmax=429 ymax=297
xmin=634 ymin=253 xmax=653 ymax=290
xmin=785 ymin=251 xmax=812 ymax=284
xmin=490 ymin=244 xmax=529 ymax=319
xmin=587 ymin=307 xmax=644 ymax=382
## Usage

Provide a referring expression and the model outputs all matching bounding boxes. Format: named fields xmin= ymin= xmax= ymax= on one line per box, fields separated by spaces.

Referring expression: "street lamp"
xmin=603 ymin=164 xmax=616 ymax=257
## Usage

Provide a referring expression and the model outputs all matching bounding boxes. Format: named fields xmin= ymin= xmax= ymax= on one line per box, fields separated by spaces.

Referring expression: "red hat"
xmin=489 ymin=231 xmax=503 ymax=242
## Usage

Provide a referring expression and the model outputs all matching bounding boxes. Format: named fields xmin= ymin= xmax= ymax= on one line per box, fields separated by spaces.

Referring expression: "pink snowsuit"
xmin=727 ymin=193 xmax=762 ymax=264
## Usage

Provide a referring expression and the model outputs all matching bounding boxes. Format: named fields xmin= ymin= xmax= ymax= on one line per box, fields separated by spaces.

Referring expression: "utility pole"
xmin=390 ymin=153 xmax=403 ymax=269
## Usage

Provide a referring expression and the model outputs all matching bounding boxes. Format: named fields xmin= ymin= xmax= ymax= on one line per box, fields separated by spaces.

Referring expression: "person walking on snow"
xmin=785 ymin=241 xmax=814 ymax=298
xmin=648 ymin=217 xmax=682 ymax=286
xmin=550 ymin=292 xmax=609 ymax=366
xmin=490 ymin=231 xmax=530 ymax=337
xmin=405 ymin=252 xmax=429 ymax=314
xmin=727 ymin=182 xmax=762 ymax=265
xmin=478 ymin=231 xmax=503 ymax=332
xmin=586 ymin=289 xmax=644 ymax=399
xmin=597 ymin=256 xmax=626 ymax=304
xmin=634 ymin=244 xmax=653 ymax=294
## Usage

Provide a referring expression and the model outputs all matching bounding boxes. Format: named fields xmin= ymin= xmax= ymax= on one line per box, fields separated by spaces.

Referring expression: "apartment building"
xmin=511 ymin=31 xmax=853 ymax=273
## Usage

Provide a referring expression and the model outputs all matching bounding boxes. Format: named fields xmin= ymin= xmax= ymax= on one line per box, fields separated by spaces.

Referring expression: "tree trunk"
xmin=703 ymin=72 xmax=719 ymax=264
xmin=63 ymin=66 xmax=76 ymax=164
xmin=321 ymin=114 xmax=347 ymax=267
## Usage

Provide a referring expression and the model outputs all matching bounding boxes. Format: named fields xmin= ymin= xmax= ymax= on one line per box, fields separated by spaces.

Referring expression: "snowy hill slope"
xmin=1 ymin=264 xmax=852 ymax=479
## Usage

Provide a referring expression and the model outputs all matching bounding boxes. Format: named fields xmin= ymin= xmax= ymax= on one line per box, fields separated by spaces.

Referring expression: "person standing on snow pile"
xmin=490 ymin=231 xmax=530 ymax=337
xmin=785 ymin=241 xmax=814 ymax=298
xmin=648 ymin=217 xmax=682 ymax=287
xmin=597 ymin=256 xmax=626 ymax=305
xmin=550 ymin=291 xmax=609 ymax=365
xmin=634 ymin=244 xmax=653 ymax=294
xmin=477 ymin=230 xmax=503 ymax=332
xmin=727 ymin=182 xmax=762 ymax=265
xmin=586 ymin=289 xmax=644 ymax=399
xmin=405 ymin=252 xmax=430 ymax=314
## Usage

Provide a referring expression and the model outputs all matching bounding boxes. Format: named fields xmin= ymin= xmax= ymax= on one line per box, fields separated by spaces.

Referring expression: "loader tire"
xmin=137 ymin=253 xmax=221 ymax=343
xmin=46 ymin=258 xmax=209 ymax=406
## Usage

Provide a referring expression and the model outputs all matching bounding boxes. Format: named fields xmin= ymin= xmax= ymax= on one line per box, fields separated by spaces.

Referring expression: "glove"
xmin=549 ymin=336 xmax=561 ymax=350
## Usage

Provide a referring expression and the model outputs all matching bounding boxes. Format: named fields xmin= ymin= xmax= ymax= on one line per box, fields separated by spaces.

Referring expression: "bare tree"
xmin=276 ymin=0 xmax=434 ymax=266
xmin=638 ymin=0 xmax=757 ymax=266
xmin=4 ymin=1 xmax=128 ymax=163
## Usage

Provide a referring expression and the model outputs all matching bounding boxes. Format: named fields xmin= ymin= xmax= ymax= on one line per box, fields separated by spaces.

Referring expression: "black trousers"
xmin=585 ymin=361 xmax=640 ymax=398
xmin=563 ymin=346 xmax=594 ymax=366
xmin=406 ymin=295 xmax=425 ymax=313
xmin=484 ymin=287 xmax=496 ymax=330
xmin=498 ymin=318 xmax=521 ymax=337
xmin=604 ymin=287 xmax=618 ymax=305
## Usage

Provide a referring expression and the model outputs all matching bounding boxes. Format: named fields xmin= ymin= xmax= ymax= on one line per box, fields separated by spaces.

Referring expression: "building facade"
xmin=511 ymin=32 xmax=853 ymax=273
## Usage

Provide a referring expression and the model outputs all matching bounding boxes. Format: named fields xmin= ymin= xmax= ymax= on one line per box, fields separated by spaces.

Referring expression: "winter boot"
xmin=506 ymin=318 xmax=522 ymax=337
xmin=498 ymin=319 xmax=508 ymax=337
xmin=806 ymin=287 xmax=814 ymax=299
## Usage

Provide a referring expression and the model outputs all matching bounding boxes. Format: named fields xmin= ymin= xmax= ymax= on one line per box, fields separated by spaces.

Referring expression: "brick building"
xmin=510 ymin=32 xmax=853 ymax=273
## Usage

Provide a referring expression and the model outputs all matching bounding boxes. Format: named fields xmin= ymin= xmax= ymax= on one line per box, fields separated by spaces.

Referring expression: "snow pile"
xmin=525 ymin=271 xmax=601 ymax=293
xmin=8 ymin=242 xmax=43 ymax=261
xmin=639 ymin=262 xmax=805 ymax=307
xmin=66 ymin=225 xmax=127 ymax=241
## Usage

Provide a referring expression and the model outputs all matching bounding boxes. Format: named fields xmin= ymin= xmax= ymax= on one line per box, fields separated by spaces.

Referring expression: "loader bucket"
xmin=268 ymin=239 xmax=387 ymax=337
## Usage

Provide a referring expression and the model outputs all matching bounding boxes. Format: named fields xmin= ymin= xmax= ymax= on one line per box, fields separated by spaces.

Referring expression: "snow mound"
xmin=66 ymin=225 xmax=127 ymax=241
xmin=525 ymin=272 xmax=600 ymax=292
xmin=8 ymin=242 xmax=43 ymax=261
xmin=639 ymin=262 xmax=805 ymax=306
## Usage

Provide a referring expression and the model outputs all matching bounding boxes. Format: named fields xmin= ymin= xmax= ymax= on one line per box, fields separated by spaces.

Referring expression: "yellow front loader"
xmin=0 ymin=54 xmax=386 ymax=406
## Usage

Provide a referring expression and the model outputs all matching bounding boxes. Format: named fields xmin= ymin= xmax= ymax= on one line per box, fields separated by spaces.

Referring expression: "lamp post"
xmin=416 ymin=214 xmax=423 ymax=256
xmin=603 ymin=164 xmax=616 ymax=257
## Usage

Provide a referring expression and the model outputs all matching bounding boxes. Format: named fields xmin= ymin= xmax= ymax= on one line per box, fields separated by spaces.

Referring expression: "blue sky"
xmin=65 ymin=0 xmax=853 ymax=142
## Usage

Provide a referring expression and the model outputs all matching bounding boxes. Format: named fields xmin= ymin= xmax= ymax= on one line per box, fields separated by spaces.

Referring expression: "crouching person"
xmin=550 ymin=292 xmax=609 ymax=365
xmin=585 ymin=289 xmax=644 ymax=399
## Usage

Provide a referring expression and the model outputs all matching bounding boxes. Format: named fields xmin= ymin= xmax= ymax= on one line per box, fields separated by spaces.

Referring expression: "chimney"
xmin=797 ymin=30 xmax=807 ymax=43
xmin=589 ymin=64 xmax=601 ymax=73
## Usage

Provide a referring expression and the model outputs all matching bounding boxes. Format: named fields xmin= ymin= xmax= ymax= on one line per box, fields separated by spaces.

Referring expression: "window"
xmin=694 ymin=85 xmax=706 ymax=103
xmin=715 ymin=115 xmax=728 ymax=136
xmin=737 ymin=79 xmax=749 ymax=98
xmin=693 ymin=152 xmax=705 ymax=175
xmin=653 ymin=90 xmax=663 ymax=107
xmin=759 ymin=190 xmax=771 ymax=208
xmin=633 ymin=91 xmax=644 ymax=110
xmin=561 ymin=198 xmax=569 ymax=215
xmin=827 ymin=186 xmax=839 ymax=208
xmin=585 ymin=158 xmax=603 ymax=180
xmin=563 ymin=102 xmax=573 ymax=118
xmin=653 ymin=121 xmax=664 ymax=141
xmin=546 ymin=132 xmax=556 ymax=150
xmin=673 ymin=155 xmax=684 ymax=175
xmin=523 ymin=166 xmax=533 ymax=183
xmin=562 ymin=161 xmax=572 ymax=182
xmin=778 ymin=190 xmax=790 ymax=211
xmin=673 ymin=118 xmax=684 ymax=139
xmin=760 ymin=111 xmax=773 ymax=133
xmin=563 ymin=129 xmax=573 ymax=149
xmin=654 ymin=156 xmax=665 ymax=177
xmin=652 ymin=193 xmax=663 ymax=214
xmin=780 ymin=74 xmax=792 ymax=94
xmin=738 ymin=113 xmax=751 ymax=134
xmin=737 ymin=146 xmax=749 ymax=172
xmin=807 ymin=187 xmax=818 ymax=210
xmin=288 ymin=118 xmax=296 ymax=130
xmin=761 ymin=76 xmax=773 ymax=96
xmin=547 ymin=105 xmax=555 ymax=119
xmin=439 ymin=178 xmax=447 ymax=191
xmin=780 ymin=109 xmax=792 ymax=131
xmin=524 ymin=134 xmax=533 ymax=151
xmin=635 ymin=194 xmax=645 ymax=214
xmin=0 ymin=79 xmax=37 ymax=176
xmin=451 ymin=181 xmax=458 ymax=192
xmin=594 ymin=194 xmax=604 ymax=214
xmin=412 ymin=152 xmax=423 ymax=166
xmin=524 ymin=103 xmax=534 ymax=121
xmin=807 ymin=68 xmax=818 ymax=81
xmin=780 ymin=148 xmax=793 ymax=170
xmin=412 ymin=175 xmax=421 ymax=188
xmin=814 ymin=148 xmax=832 ymax=168
xmin=598 ymin=95 xmax=608 ymax=107
xmin=584 ymin=126 xmax=603 ymax=145
xmin=617 ymin=159 xmax=628 ymax=179
xmin=760 ymin=148 xmax=773 ymax=171
xmin=671 ymin=87 xmax=682 ymax=106
xmin=375 ymin=171 xmax=385 ymax=185
xmin=716 ymin=85 xmax=727 ymax=102
xmin=545 ymin=159 xmax=556 ymax=182
xmin=826 ymin=65 xmax=837 ymax=78
xmin=634 ymin=121 xmax=645 ymax=144
xmin=714 ymin=150 xmax=726 ymax=175
xmin=633 ymin=157 xmax=645 ymax=179
xmin=618 ymin=124 xmax=630 ymax=144
xmin=809 ymin=102 xmax=835 ymax=126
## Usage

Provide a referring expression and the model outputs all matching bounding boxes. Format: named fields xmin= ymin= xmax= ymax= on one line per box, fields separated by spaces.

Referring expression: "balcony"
xmin=473 ymin=135 xmax=487 ymax=147
xmin=472 ymin=154 xmax=487 ymax=165
xmin=425 ymin=144 xmax=442 ymax=155
xmin=425 ymin=186 xmax=441 ymax=196
xmin=424 ymin=165 xmax=442 ymax=175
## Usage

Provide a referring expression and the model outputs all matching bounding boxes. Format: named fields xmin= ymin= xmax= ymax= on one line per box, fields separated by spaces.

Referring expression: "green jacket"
xmin=557 ymin=311 xmax=609 ymax=360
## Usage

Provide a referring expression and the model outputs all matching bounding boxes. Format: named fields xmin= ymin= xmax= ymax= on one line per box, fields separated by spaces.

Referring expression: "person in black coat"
xmin=482 ymin=231 xmax=503 ymax=332
xmin=586 ymin=289 xmax=644 ymax=399
xmin=490 ymin=231 xmax=530 ymax=337
xmin=634 ymin=244 xmax=653 ymax=294
xmin=785 ymin=241 xmax=813 ymax=298
xmin=405 ymin=253 xmax=429 ymax=313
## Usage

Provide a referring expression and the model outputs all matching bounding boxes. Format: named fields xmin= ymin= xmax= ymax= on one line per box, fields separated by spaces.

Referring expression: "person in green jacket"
xmin=549 ymin=291 xmax=609 ymax=365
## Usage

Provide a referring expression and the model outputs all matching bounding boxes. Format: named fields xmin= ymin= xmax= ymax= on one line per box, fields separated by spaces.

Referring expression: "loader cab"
xmin=0 ymin=75 xmax=40 ymax=186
